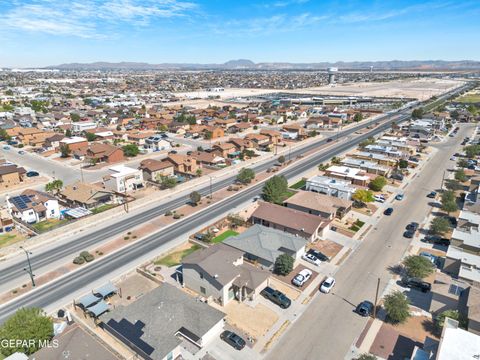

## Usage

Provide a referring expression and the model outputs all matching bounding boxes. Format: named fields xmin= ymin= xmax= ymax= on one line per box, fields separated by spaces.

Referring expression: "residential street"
xmin=266 ymin=123 xmax=475 ymax=360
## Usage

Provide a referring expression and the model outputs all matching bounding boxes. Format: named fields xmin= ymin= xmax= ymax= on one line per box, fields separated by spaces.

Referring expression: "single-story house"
xmin=58 ymin=181 xmax=120 ymax=210
xmin=284 ymin=190 xmax=353 ymax=220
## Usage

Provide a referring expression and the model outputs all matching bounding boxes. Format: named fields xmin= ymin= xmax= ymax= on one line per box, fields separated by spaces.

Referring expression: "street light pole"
xmin=373 ymin=277 xmax=380 ymax=319
xmin=20 ymin=246 xmax=35 ymax=287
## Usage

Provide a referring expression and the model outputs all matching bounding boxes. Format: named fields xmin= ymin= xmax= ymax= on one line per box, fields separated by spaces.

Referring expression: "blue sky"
xmin=0 ymin=0 xmax=479 ymax=67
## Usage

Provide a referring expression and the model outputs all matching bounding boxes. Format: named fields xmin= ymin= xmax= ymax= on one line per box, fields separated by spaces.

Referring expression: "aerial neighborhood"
xmin=1 ymin=64 xmax=480 ymax=360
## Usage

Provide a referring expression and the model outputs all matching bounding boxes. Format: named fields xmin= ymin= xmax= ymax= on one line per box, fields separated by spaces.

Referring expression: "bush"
xmin=434 ymin=310 xmax=468 ymax=333
xmin=368 ymin=176 xmax=387 ymax=191
xmin=403 ymin=255 xmax=434 ymax=279
xmin=430 ymin=216 xmax=450 ymax=235
xmin=274 ymin=254 xmax=294 ymax=275
xmin=165 ymin=210 xmax=173 ymax=216
xmin=237 ymin=168 xmax=255 ymax=184
xmin=73 ymin=256 xmax=85 ymax=265
xmin=173 ymin=213 xmax=181 ymax=219
xmin=383 ymin=291 xmax=410 ymax=323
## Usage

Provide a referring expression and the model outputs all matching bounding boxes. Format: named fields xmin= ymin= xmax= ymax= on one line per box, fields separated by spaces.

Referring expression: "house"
xmin=457 ymin=210 xmax=480 ymax=231
xmin=59 ymin=137 xmax=88 ymax=152
xmin=0 ymin=209 xmax=14 ymax=233
xmin=86 ymin=143 xmax=124 ymax=164
xmin=435 ymin=317 xmax=480 ymax=360
xmin=126 ymin=132 xmax=151 ymax=146
xmin=100 ymin=283 xmax=225 ymax=360
xmin=0 ymin=165 xmax=26 ymax=187
xmin=459 ymin=285 xmax=480 ymax=335
xmin=340 ymin=158 xmax=391 ymax=176
xmin=450 ymin=227 xmax=480 ymax=255
xmin=6 ymin=189 xmax=60 ymax=224
xmin=103 ymin=165 xmax=144 ymax=193
xmin=165 ymin=154 xmax=199 ymax=175
xmin=349 ymin=151 xmax=398 ymax=167
xmin=429 ymin=272 xmax=466 ymax=315
xmin=245 ymin=134 xmax=271 ymax=150
xmin=305 ymin=175 xmax=357 ymax=200
xmin=364 ymin=144 xmax=407 ymax=159
xmin=284 ymin=190 xmax=353 ymax=220
xmin=282 ymin=124 xmax=307 ymax=139
xmin=324 ymin=165 xmax=370 ymax=186
xmin=139 ymin=159 xmax=175 ymax=181
xmin=223 ymin=224 xmax=307 ymax=268
xmin=250 ymin=201 xmax=330 ymax=241
xmin=444 ymin=246 xmax=480 ymax=286
xmin=182 ymin=243 xmax=270 ymax=306
xmin=44 ymin=133 xmax=65 ymax=150
xmin=144 ymin=136 xmax=171 ymax=152
xmin=212 ymin=142 xmax=237 ymax=158
xmin=72 ymin=121 xmax=97 ymax=133
xmin=228 ymin=138 xmax=255 ymax=152
xmin=58 ymin=182 xmax=120 ymax=210
xmin=228 ymin=122 xmax=251 ymax=133
xmin=16 ymin=128 xmax=45 ymax=145
xmin=190 ymin=151 xmax=225 ymax=167
xmin=259 ymin=129 xmax=282 ymax=145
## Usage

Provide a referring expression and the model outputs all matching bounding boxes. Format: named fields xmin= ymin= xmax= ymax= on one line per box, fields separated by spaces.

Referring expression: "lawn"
xmin=0 ymin=233 xmax=22 ymax=248
xmin=31 ymin=219 xmax=70 ymax=233
xmin=91 ymin=204 xmax=116 ymax=214
xmin=212 ymin=230 xmax=239 ymax=243
xmin=290 ymin=179 xmax=306 ymax=190
xmin=154 ymin=244 xmax=201 ymax=267
xmin=455 ymin=94 xmax=480 ymax=104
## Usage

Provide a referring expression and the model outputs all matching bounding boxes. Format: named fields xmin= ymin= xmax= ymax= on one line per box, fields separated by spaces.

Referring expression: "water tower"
xmin=328 ymin=67 xmax=338 ymax=84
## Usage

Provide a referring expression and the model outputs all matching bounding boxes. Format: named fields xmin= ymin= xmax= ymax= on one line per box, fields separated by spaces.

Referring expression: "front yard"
xmin=212 ymin=230 xmax=239 ymax=243
xmin=0 ymin=232 xmax=24 ymax=249
xmin=154 ymin=243 xmax=201 ymax=267
xmin=31 ymin=219 xmax=70 ymax=233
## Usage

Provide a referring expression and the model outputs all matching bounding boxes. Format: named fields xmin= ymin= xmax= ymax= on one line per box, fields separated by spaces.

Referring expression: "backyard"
xmin=154 ymin=243 xmax=201 ymax=267
xmin=289 ymin=179 xmax=306 ymax=190
xmin=0 ymin=232 xmax=24 ymax=249
xmin=31 ymin=219 xmax=70 ymax=233
xmin=212 ymin=230 xmax=239 ymax=243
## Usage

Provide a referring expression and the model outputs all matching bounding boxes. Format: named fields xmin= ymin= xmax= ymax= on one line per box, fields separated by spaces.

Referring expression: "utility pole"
xmin=20 ymin=246 xmax=35 ymax=287
xmin=209 ymin=176 xmax=213 ymax=199
xmin=124 ymin=187 xmax=129 ymax=213
xmin=373 ymin=277 xmax=380 ymax=319
xmin=440 ymin=170 xmax=447 ymax=190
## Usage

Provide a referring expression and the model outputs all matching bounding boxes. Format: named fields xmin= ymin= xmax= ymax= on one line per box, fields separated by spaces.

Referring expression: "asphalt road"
xmin=266 ymin=123 xmax=475 ymax=360
xmin=0 ymin=84 xmax=470 ymax=323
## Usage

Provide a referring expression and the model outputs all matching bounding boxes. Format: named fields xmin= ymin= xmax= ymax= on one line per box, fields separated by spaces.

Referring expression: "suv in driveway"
xmin=402 ymin=277 xmax=431 ymax=293
xmin=220 ymin=330 xmax=246 ymax=350
xmin=356 ymin=301 xmax=374 ymax=317
xmin=423 ymin=235 xmax=450 ymax=246
xmin=261 ymin=287 xmax=291 ymax=309
xmin=292 ymin=269 xmax=312 ymax=287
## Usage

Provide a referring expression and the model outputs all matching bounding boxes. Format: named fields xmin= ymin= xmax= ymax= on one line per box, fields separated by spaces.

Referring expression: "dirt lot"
xmin=224 ymin=302 xmax=279 ymax=340
xmin=269 ymin=277 xmax=302 ymax=300
xmin=309 ymin=240 xmax=343 ymax=259
xmin=113 ymin=272 xmax=160 ymax=307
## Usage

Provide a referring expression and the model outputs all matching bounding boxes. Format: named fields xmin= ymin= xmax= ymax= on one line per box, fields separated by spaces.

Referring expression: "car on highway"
xmin=261 ymin=287 xmax=291 ymax=309
xmin=320 ymin=277 xmax=335 ymax=293
xmin=406 ymin=222 xmax=419 ymax=232
xmin=427 ymin=191 xmax=437 ymax=199
xmin=26 ymin=171 xmax=39 ymax=177
xmin=395 ymin=193 xmax=404 ymax=201
xmin=384 ymin=207 xmax=394 ymax=216
xmin=220 ymin=330 xmax=246 ymax=350
xmin=292 ymin=269 xmax=312 ymax=287
xmin=168 ymin=150 xmax=178 ymax=154
xmin=356 ymin=301 xmax=374 ymax=317
xmin=307 ymin=249 xmax=329 ymax=262
xmin=326 ymin=138 xmax=333 ymax=143
xmin=402 ymin=277 xmax=431 ymax=293
xmin=423 ymin=235 xmax=450 ymax=246
xmin=403 ymin=230 xmax=415 ymax=238
xmin=302 ymin=253 xmax=322 ymax=266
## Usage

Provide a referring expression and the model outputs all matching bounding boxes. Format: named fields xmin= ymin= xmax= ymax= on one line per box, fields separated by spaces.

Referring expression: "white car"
xmin=302 ymin=253 xmax=322 ymax=266
xmin=292 ymin=269 xmax=313 ymax=287
xmin=374 ymin=195 xmax=385 ymax=203
xmin=320 ymin=277 xmax=336 ymax=293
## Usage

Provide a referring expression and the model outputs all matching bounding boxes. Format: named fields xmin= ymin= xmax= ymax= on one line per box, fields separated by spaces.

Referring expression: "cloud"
xmin=0 ymin=0 xmax=197 ymax=38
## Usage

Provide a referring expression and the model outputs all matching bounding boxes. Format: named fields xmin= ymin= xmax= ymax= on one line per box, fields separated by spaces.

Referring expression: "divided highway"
xmin=0 ymin=83 xmax=470 ymax=323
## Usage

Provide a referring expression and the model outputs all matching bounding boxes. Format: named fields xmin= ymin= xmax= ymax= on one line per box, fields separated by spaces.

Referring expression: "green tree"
xmin=237 ymin=168 xmax=255 ymax=184
xmin=0 ymin=307 xmax=53 ymax=357
xmin=356 ymin=355 xmax=377 ymax=360
xmin=434 ymin=310 xmax=468 ymax=333
xmin=403 ymin=255 xmax=435 ymax=279
xmin=457 ymin=158 xmax=469 ymax=168
xmin=359 ymin=137 xmax=375 ymax=148
xmin=45 ymin=179 xmax=63 ymax=193
xmin=189 ymin=191 xmax=201 ymax=205
xmin=441 ymin=190 xmax=455 ymax=204
xmin=278 ymin=155 xmax=286 ymax=164
xmin=451 ymin=110 xmax=460 ymax=120
xmin=65 ymin=129 xmax=72 ymax=138
xmin=368 ymin=176 xmax=387 ymax=192
xmin=454 ymin=169 xmax=467 ymax=182
xmin=441 ymin=200 xmax=458 ymax=215
xmin=70 ymin=113 xmax=80 ymax=122
xmin=157 ymin=175 xmax=177 ymax=189
xmin=464 ymin=145 xmax=480 ymax=159
xmin=353 ymin=112 xmax=363 ymax=122
xmin=398 ymin=159 xmax=409 ymax=169
xmin=196 ymin=168 xmax=203 ymax=177
xmin=331 ymin=156 xmax=342 ymax=164
xmin=352 ymin=189 xmax=375 ymax=207
xmin=411 ymin=108 xmax=424 ymax=119
xmin=85 ymin=132 xmax=96 ymax=142
xmin=262 ymin=175 xmax=288 ymax=204
xmin=204 ymin=131 xmax=213 ymax=140
xmin=0 ymin=128 xmax=11 ymax=141
xmin=5 ymin=89 xmax=14 ymax=96
xmin=383 ymin=291 xmax=410 ymax=324
xmin=122 ymin=144 xmax=140 ymax=157
xmin=430 ymin=216 xmax=450 ymax=235
xmin=227 ymin=214 xmax=245 ymax=229
xmin=274 ymin=254 xmax=294 ymax=275
xmin=60 ymin=144 xmax=71 ymax=158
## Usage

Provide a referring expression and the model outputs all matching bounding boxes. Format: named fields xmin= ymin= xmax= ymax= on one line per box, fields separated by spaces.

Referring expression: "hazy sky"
xmin=0 ymin=0 xmax=479 ymax=67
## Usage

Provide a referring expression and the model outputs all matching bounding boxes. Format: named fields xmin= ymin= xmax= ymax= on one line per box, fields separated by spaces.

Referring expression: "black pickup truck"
xmin=260 ymin=287 xmax=291 ymax=309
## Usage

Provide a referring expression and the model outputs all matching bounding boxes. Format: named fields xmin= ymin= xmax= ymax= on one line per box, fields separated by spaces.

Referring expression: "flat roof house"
xmin=459 ymin=285 xmax=480 ymax=336
xmin=451 ymin=227 xmax=480 ymax=255
xmin=436 ymin=317 xmax=480 ymax=360
xmin=250 ymin=201 xmax=330 ymax=241
xmin=444 ymin=246 xmax=480 ymax=286
xmin=324 ymin=165 xmax=370 ymax=186
xmin=182 ymin=243 xmax=270 ymax=306
xmin=340 ymin=158 xmax=391 ymax=176
xmin=306 ymin=175 xmax=357 ymax=200
xmin=223 ymin=224 xmax=307 ymax=269
xmin=100 ymin=283 xmax=225 ymax=360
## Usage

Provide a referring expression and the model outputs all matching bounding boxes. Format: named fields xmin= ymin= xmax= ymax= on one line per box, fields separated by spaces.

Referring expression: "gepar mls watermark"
xmin=1 ymin=339 xmax=59 ymax=350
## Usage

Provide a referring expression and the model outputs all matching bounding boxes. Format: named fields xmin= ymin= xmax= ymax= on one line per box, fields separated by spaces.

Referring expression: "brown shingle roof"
xmin=284 ymin=190 xmax=353 ymax=215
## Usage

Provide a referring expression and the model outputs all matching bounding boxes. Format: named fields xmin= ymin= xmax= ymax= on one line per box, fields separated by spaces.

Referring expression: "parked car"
xmin=193 ymin=233 xmax=205 ymax=241
xmin=320 ymin=277 xmax=336 ymax=293
xmin=307 ymin=249 xmax=329 ymax=262
xmin=402 ymin=277 xmax=431 ymax=293
xmin=395 ymin=193 xmax=404 ymax=201
xmin=406 ymin=222 xmax=419 ymax=231
xmin=261 ymin=287 xmax=291 ymax=308
xmin=292 ymin=269 xmax=312 ymax=287
xmin=220 ymin=330 xmax=246 ymax=350
xmin=423 ymin=235 xmax=450 ymax=246
xmin=3 ymin=146 xmax=10 ymax=150
xmin=26 ymin=171 xmax=39 ymax=177
xmin=427 ymin=191 xmax=437 ymax=198
xmin=18 ymin=150 xmax=25 ymax=155
xmin=403 ymin=230 xmax=415 ymax=238
xmin=374 ymin=195 xmax=385 ymax=203
xmin=168 ymin=150 xmax=178 ymax=154
xmin=419 ymin=252 xmax=436 ymax=264
xmin=391 ymin=172 xmax=404 ymax=181
xmin=384 ymin=207 xmax=394 ymax=216
xmin=356 ymin=301 xmax=374 ymax=317
xmin=302 ymin=253 xmax=322 ymax=266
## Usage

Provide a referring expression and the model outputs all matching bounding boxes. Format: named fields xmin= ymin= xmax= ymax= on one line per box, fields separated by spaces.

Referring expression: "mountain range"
xmin=46 ymin=59 xmax=480 ymax=71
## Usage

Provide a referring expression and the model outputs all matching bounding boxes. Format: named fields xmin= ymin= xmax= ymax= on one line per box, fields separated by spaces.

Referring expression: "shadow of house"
xmin=388 ymin=335 xmax=423 ymax=360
